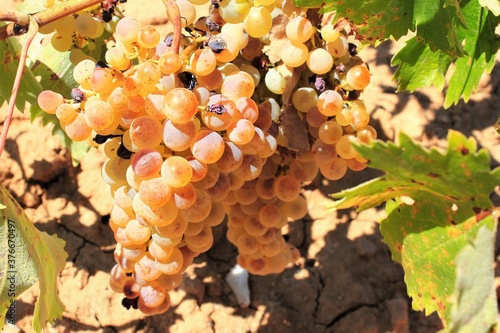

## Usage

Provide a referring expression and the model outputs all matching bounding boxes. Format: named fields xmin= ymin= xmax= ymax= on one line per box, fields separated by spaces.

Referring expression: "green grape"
xmin=318 ymin=120 xmax=343 ymax=144
xmin=54 ymin=15 xmax=76 ymax=37
xmin=321 ymin=24 xmax=339 ymax=42
xmin=292 ymin=87 xmax=317 ymax=113
xmin=50 ymin=32 xmax=73 ymax=52
xmin=137 ymin=62 xmax=162 ymax=86
xmin=38 ymin=90 xmax=64 ymax=114
xmin=73 ymin=59 xmax=95 ymax=87
xmin=124 ymin=219 xmax=152 ymax=245
xmin=307 ymin=48 xmax=334 ymax=74
xmin=138 ymin=26 xmax=161 ymax=49
xmin=162 ymin=88 xmax=199 ymax=124
xmin=319 ymin=156 xmax=348 ymax=180
xmin=65 ymin=113 xmax=92 ymax=142
xmin=326 ymin=35 xmax=349 ymax=58
xmin=336 ymin=134 xmax=360 ymax=159
xmin=221 ymin=71 xmax=255 ymax=100
xmin=281 ymin=40 xmax=309 ymax=68
xmin=190 ymin=130 xmax=225 ymax=164
xmin=286 ymin=16 xmax=314 ymax=43
xmin=161 ymin=156 xmax=193 ymax=188
xmin=84 ymin=100 xmax=115 ymax=131
xmin=75 ymin=12 xmax=99 ymax=37
xmin=116 ymin=16 xmax=142 ymax=44
xmin=346 ymin=65 xmax=371 ymax=90
xmin=219 ymin=0 xmax=251 ymax=24
xmin=243 ymin=6 xmax=273 ymax=38
xmin=87 ymin=19 xmax=104 ymax=39
xmin=190 ymin=48 xmax=217 ymax=76
xmin=202 ymin=94 xmax=241 ymax=131
xmin=264 ymin=68 xmax=286 ymax=95
xmin=89 ymin=67 xmax=115 ymax=94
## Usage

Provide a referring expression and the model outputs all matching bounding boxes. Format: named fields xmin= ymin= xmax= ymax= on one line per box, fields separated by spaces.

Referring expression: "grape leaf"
xmin=330 ymin=130 xmax=500 ymax=324
xmin=381 ymin=197 xmax=496 ymax=323
xmin=439 ymin=224 xmax=498 ymax=333
xmin=443 ymin=3 xmax=500 ymax=108
xmin=295 ymin=0 xmax=414 ymax=42
xmin=413 ymin=0 xmax=465 ymax=56
xmin=293 ymin=0 xmax=499 ymax=107
xmin=392 ymin=36 xmax=454 ymax=92
xmin=0 ymin=31 xmax=43 ymax=113
xmin=292 ymin=0 xmax=466 ymax=55
xmin=0 ymin=185 xmax=67 ymax=332
xmin=331 ymin=130 xmax=499 ymax=211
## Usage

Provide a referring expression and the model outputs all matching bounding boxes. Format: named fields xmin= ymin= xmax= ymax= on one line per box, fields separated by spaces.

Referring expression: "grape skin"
xmin=38 ymin=90 xmax=64 ymax=114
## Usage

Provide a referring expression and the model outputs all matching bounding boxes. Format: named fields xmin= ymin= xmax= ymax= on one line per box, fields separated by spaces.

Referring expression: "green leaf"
xmin=292 ymin=0 xmax=467 ymax=55
xmin=382 ymin=198 xmax=496 ymax=322
xmin=444 ymin=3 xmax=500 ymax=108
xmin=0 ymin=185 xmax=67 ymax=332
xmin=294 ymin=0 xmax=499 ymax=105
xmin=392 ymin=37 xmax=454 ymax=92
xmin=439 ymin=224 xmax=498 ymax=333
xmin=478 ymin=0 xmax=500 ymax=16
xmin=495 ymin=116 xmax=500 ymax=134
xmin=294 ymin=0 xmax=414 ymax=42
xmin=413 ymin=0 xmax=465 ymax=56
xmin=330 ymin=130 xmax=500 ymax=324
xmin=0 ymin=32 xmax=43 ymax=113
xmin=331 ymin=130 xmax=499 ymax=211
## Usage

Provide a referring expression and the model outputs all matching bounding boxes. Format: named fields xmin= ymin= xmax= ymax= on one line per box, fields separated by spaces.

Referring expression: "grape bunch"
xmin=37 ymin=0 xmax=126 ymax=63
xmin=37 ymin=0 xmax=376 ymax=315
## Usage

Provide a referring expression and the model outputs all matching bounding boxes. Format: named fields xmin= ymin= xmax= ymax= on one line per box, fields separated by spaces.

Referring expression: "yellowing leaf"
xmin=0 ymin=185 xmax=67 ymax=332
xmin=330 ymin=131 xmax=500 ymax=325
xmin=439 ymin=223 xmax=498 ymax=333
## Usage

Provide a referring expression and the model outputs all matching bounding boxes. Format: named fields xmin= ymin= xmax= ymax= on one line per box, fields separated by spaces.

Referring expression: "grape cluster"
xmin=37 ymin=0 xmax=125 ymax=63
xmin=38 ymin=0 xmax=377 ymax=315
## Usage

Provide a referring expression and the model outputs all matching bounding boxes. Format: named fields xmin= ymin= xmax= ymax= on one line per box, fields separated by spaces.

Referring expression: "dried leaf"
xmin=262 ymin=14 xmax=289 ymax=64
xmin=278 ymin=63 xmax=310 ymax=153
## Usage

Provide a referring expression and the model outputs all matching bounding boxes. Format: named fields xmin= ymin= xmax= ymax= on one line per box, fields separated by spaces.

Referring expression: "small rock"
xmin=204 ymin=275 xmax=223 ymax=299
xmin=225 ymin=264 xmax=250 ymax=308
xmin=181 ymin=275 xmax=205 ymax=304
xmin=355 ymin=237 xmax=378 ymax=257
xmin=20 ymin=188 xmax=41 ymax=208
xmin=386 ymin=297 xmax=409 ymax=333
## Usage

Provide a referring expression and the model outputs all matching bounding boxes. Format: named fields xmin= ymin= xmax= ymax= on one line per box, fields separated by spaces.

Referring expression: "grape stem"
xmin=0 ymin=12 xmax=29 ymax=25
xmin=0 ymin=0 xmax=103 ymax=40
xmin=162 ymin=0 xmax=181 ymax=54
xmin=181 ymin=36 xmax=209 ymax=60
xmin=0 ymin=16 xmax=38 ymax=158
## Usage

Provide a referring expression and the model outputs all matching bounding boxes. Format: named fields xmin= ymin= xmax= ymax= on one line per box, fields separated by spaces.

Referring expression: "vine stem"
xmin=0 ymin=0 xmax=103 ymax=41
xmin=0 ymin=16 xmax=39 ymax=158
xmin=0 ymin=12 xmax=29 ymax=25
xmin=162 ymin=0 xmax=181 ymax=54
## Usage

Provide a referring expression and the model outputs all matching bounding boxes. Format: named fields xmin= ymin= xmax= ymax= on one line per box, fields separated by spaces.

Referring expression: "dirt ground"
xmin=1 ymin=1 xmax=499 ymax=332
